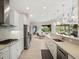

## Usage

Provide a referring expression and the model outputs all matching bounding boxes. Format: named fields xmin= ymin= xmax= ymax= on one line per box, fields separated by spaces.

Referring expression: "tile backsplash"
xmin=0 ymin=29 xmax=20 ymax=41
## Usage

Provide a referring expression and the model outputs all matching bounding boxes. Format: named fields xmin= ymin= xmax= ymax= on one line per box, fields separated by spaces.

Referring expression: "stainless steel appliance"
xmin=57 ymin=46 xmax=68 ymax=59
xmin=0 ymin=0 xmax=15 ymax=27
xmin=24 ymin=25 xmax=31 ymax=50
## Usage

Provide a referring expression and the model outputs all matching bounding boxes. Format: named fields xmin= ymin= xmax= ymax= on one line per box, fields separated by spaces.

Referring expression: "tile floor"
xmin=19 ymin=36 xmax=47 ymax=59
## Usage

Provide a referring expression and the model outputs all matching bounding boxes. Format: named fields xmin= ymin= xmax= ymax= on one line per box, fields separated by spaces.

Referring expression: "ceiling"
xmin=10 ymin=0 xmax=72 ymax=22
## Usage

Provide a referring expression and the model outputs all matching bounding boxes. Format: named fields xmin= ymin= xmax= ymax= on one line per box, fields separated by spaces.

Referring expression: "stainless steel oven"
xmin=57 ymin=46 xmax=68 ymax=59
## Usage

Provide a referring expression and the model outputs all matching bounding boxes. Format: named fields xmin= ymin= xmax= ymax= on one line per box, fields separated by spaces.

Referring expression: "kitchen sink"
xmin=53 ymin=39 xmax=64 ymax=42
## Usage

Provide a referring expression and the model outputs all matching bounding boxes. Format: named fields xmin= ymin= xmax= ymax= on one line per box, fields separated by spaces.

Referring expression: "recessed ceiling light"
xmin=56 ymin=22 xmax=61 ymax=25
xmin=30 ymin=14 xmax=33 ymax=17
xmin=26 ymin=7 xmax=30 ymax=10
xmin=43 ymin=6 xmax=47 ymax=9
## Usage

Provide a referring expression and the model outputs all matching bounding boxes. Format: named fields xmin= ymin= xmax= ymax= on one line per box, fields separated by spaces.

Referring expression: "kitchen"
xmin=0 ymin=0 xmax=79 ymax=59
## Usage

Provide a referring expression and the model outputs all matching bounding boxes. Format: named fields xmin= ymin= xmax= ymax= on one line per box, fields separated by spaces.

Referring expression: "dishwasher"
xmin=57 ymin=46 xmax=68 ymax=59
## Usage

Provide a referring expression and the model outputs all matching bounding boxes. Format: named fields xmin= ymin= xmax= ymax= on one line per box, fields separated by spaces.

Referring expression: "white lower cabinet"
xmin=0 ymin=40 xmax=23 ymax=59
xmin=0 ymin=54 xmax=3 ymax=59
xmin=17 ymin=41 xmax=23 ymax=58
xmin=46 ymin=37 xmax=76 ymax=59
xmin=46 ymin=38 xmax=57 ymax=59
xmin=10 ymin=41 xmax=22 ymax=59
xmin=10 ymin=43 xmax=18 ymax=59
xmin=68 ymin=55 xmax=75 ymax=59
xmin=50 ymin=42 xmax=57 ymax=59
xmin=0 ymin=47 xmax=9 ymax=59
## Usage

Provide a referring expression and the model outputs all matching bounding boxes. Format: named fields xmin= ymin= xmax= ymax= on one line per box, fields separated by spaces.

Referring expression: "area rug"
xmin=41 ymin=49 xmax=54 ymax=59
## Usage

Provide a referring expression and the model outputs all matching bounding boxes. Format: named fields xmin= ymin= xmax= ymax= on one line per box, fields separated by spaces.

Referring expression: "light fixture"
xmin=26 ymin=7 xmax=30 ymax=10
xmin=43 ymin=6 xmax=47 ymax=9
xmin=30 ymin=14 xmax=33 ymax=17
xmin=71 ymin=16 xmax=78 ymax=19
xmin=56 ymin=22 xmax=61 ymax=25
xmin=11 ymin=31 xmax=19 ymax=34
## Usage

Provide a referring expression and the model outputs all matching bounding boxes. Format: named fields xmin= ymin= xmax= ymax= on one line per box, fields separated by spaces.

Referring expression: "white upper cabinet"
xmin=10 ymin=9 xmax=19 ymax=27
xmin=19 ymin=14 xmax=30 ymax=25
xmin=23 ymin=15 xmax=28 ymax=25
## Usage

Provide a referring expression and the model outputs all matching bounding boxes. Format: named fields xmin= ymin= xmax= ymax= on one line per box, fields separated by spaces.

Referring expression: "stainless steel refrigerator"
xmin=24 ymin=25 xmax=31 ymax=50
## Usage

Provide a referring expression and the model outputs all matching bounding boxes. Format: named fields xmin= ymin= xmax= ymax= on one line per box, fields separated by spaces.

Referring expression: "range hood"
xmin=0 ymin=0 xmax=15 ymax=27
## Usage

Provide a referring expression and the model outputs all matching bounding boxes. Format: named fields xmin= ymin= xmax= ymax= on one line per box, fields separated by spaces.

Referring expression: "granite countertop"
xmin=46 ymin=35 xmax=79 ymax=59
xmin=0 ymin=39 xmax=18 ymax=51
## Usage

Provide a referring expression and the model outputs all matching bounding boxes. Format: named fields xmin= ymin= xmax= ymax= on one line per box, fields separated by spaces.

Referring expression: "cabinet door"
xmin=10 ymin=41 xmax=22 ymax=59
xmin=3 ymin=52 xmax=9 ymax=59
xmin=10 ymin=10 xmax=19 ymax=27
xmin=68 ymin=55 xmax=75 ymax=59
xmin=46 ymin=38 xmax=57 ymax=59
xmin=49 ymin=42 xmax=57 ymax=59
xmin=0 ymin=47 xmax=9 ymax=59
xmin=10 ymin=44 xmax=18 ymax=59
xmin=0 ymin=54 xmax=4 ymax=59
xmin=16 ymin=41 xmax=22 ymax=59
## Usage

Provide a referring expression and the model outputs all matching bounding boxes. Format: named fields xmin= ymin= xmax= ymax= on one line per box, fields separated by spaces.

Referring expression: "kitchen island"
xmin=45 ymin=33 xmax=79 ymax=59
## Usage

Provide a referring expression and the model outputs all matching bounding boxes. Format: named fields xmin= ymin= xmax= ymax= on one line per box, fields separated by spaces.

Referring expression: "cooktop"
xmin=0 ymin=39 xmax=18 ymax=44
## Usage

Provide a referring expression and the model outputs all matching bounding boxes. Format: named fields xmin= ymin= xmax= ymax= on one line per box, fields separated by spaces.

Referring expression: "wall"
xmin=30 ymin=20 xmax=56 ymax=34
